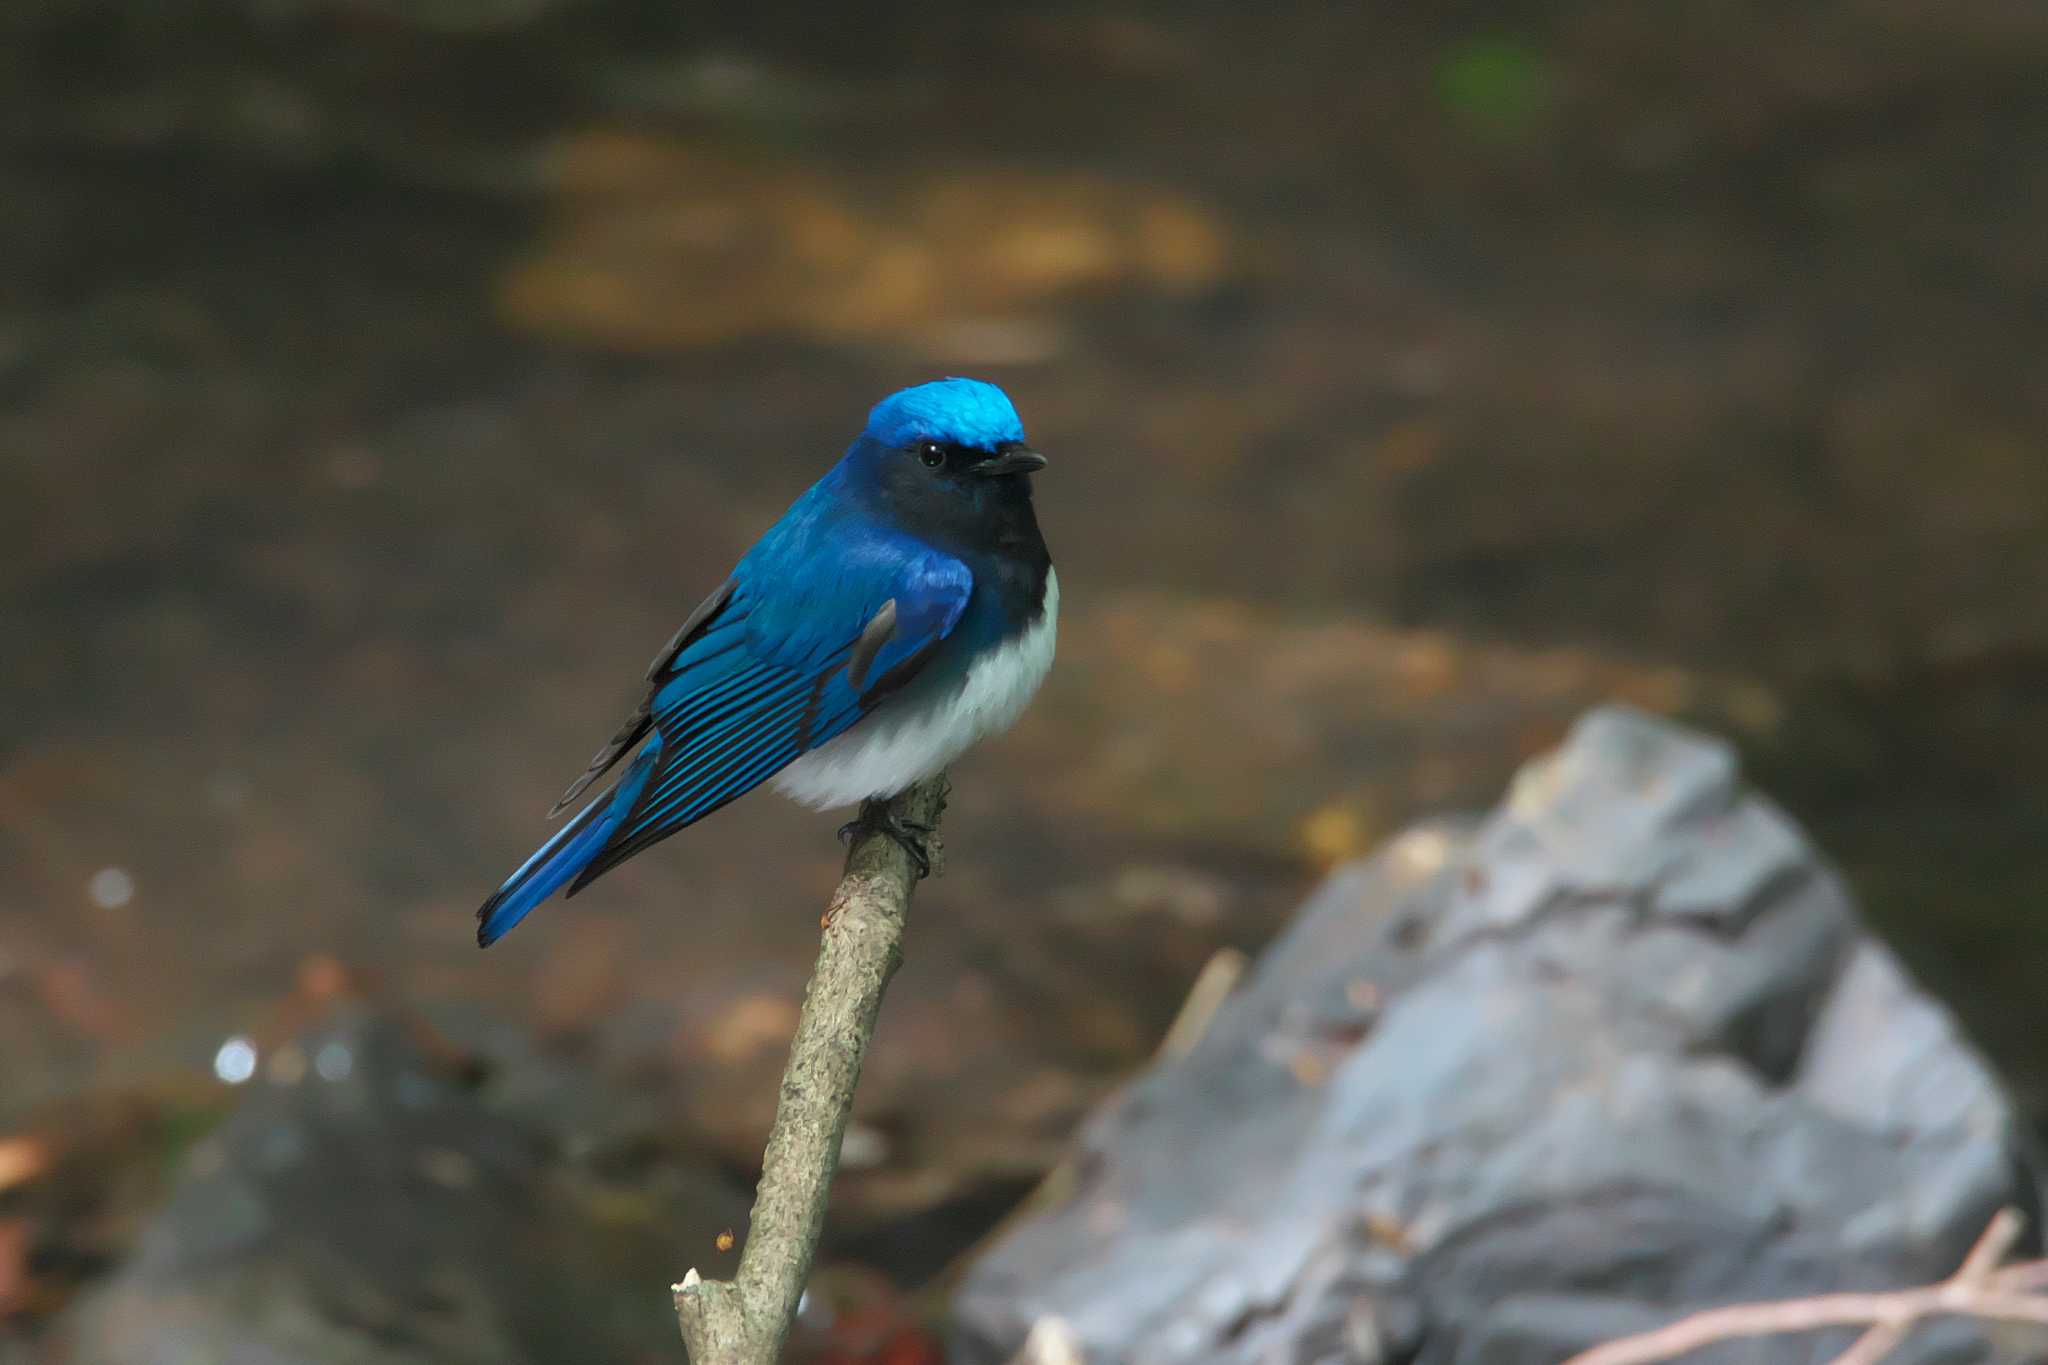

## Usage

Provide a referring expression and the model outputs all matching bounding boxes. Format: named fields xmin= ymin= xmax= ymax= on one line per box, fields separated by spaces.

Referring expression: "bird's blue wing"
xmin=562 ymin=539 xmax=972 ymax=891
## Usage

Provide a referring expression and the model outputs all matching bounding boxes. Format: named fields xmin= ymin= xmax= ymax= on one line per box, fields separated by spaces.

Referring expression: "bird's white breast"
xmin=772 ymin=569 xmax=1059 ymax=809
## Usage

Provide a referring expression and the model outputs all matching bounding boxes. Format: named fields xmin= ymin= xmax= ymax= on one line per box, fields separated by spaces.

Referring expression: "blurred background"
xmin=3 ymin=1 xmax=2046 ymax=1360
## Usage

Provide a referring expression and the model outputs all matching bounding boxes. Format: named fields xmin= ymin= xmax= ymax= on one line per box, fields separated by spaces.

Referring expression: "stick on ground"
xmin=673 ymin=774 xmax=949 ymax=1364
xmin=1565 ymin=1209 xmax=2048 ymax=1365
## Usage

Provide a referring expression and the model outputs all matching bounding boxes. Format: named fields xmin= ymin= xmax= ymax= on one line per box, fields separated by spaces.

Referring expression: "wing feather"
xmin=561 ymin=546 xmax=972 ymax=894
xmin=549 ymin=577 xmax=739 ymax=816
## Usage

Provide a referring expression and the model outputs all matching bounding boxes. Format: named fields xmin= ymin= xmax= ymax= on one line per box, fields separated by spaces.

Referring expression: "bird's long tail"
xmin=475 ymin=738 xmax=660 ymax=947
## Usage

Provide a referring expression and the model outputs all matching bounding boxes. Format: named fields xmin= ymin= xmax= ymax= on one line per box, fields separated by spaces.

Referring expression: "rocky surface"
xmin=45 ymin=1005 xmax=749 ymax=1365
xmin=954 ymin=707 xmax=2046 ymax=1365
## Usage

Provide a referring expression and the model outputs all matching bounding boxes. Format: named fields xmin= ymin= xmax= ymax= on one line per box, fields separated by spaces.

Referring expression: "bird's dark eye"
xmin=916 ymin=440 xmax=946 ymax=468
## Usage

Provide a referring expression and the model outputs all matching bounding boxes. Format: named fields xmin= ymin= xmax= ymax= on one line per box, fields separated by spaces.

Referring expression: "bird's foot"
xmin=837 ymin=801 xmax=935 ymax=879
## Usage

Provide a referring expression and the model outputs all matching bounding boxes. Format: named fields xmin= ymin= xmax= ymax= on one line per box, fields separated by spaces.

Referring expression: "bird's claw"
xmin=837 ymin=803 xmax=935 ymax=878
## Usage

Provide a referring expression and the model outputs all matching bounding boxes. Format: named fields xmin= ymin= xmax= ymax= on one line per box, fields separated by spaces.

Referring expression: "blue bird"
xmin=476 ymin=378 xmax=1056 ymax=947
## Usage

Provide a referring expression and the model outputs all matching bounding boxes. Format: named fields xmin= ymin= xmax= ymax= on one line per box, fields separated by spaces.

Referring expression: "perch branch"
xmin=673 ymin=774 xmax=950 ymax=1364
xmin=1564 ymin=1208 xmax=2048 ymax=1365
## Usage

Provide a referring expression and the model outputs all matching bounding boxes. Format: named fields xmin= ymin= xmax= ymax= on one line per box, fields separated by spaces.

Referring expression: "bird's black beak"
xmin=974 ymin=445 xmax=1048 ymax=477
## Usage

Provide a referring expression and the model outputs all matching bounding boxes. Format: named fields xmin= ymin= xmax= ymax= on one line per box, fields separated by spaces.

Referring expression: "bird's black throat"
xmin=874 ymin=447 xmax=1052 ymax=629
xmin=968 ymin=482 xmax=1053 ymax=629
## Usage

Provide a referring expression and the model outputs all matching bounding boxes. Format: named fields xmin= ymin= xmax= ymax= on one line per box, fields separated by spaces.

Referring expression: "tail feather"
xmin=475 ymin=739 xmax=660 ymax=947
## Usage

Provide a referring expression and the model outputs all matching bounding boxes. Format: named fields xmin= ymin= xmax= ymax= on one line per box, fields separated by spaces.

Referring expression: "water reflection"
xmin=211 ymin=1037 xmax=257 ymax=1086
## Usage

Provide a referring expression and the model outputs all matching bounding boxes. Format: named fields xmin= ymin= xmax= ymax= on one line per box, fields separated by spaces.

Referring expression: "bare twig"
xmin=1154 ymin=947 xmax=1249 ymax=1063
xmin=672 ymin=775 xmax=949 ymax=1365
xmin=1005 ymin=1315 xmax=1088 ymax=1365
xmin=1564 ymin=1209 xmax=2048 ymax=1365
xmin=1830 ymin=1209 xmax=2022 ymax=1365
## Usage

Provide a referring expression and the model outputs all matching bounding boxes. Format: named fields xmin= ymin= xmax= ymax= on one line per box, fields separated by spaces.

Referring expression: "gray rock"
xmin=48 ymin=1005 xmax=742 ymax=1365
xmin=954 ymin=707 xmax=2046 ymax=1365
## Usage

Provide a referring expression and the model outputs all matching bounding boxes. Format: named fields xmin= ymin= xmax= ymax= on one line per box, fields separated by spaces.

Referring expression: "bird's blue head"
xmin=848 ymin=378 xmax=1048 ymax=558
xmin=864 ymin=378 xmax=1027 ymax=453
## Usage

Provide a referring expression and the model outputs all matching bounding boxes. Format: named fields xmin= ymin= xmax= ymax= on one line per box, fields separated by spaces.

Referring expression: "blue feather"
xmin=863 ymin=378 xmax=1023 ymax=452
xmin=563 ymin=538 xmax=972 ymax=891
xmin=475 ymin=742 xmax=659 ymax=946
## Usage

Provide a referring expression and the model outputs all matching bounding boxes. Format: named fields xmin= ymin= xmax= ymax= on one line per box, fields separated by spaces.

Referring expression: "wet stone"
xmin=953 ymin=706 xmax=2046 ymax=1365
